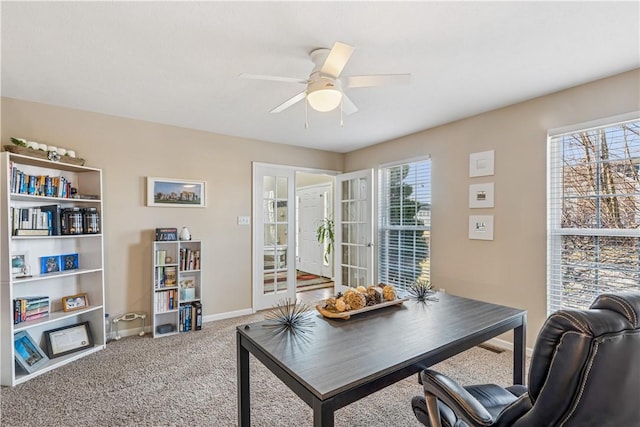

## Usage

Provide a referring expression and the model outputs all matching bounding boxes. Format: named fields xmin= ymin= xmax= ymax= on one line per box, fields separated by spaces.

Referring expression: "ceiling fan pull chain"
xmin=340 ymin=97 xmax=344 ymax=127
xmin=305 ymin=99 xmax=309 ymax=129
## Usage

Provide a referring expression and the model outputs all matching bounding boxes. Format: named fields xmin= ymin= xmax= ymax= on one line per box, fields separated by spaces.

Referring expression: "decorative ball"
xmin=382 ymin=285 xmax=397 ymax=301
xmin=324 ymin=297 xmax=337 ymax=310
xmin=335 ymin=298 xmax=347 ymax=312
xmin=344 ymin=290 xmax=366 ymax=310
xmin=366 ymin=286 xmax=383 ymax=304
xmin=356 ymin=285 xmax=367 ymax=294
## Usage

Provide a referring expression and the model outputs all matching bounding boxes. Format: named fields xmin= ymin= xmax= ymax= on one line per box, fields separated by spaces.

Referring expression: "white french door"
xmin=253 ymin=164 xmax=296 ymax=310
xmin=252 ymin=164 xmax=373 ymax=309
xmin=334 ymin=169 xmax=374 ymax=292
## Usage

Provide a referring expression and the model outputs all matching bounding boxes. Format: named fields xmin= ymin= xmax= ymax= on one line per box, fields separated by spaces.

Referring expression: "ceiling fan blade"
xmin=270 ymin=91 xmax=307 ymax=113
xmin=320 ymin=42 xmax=355 ymax=78
xmin=341 ymin=94 xmax=358 ymax=115
xmin=345 ymin=74 xmax=411 ymax=88
xmin=239 ymin=73 xmax=308 ymax=85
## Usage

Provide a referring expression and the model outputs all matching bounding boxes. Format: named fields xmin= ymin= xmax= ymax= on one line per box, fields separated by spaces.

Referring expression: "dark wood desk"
xmin=237 ymin=293 xmax=526 ymax=427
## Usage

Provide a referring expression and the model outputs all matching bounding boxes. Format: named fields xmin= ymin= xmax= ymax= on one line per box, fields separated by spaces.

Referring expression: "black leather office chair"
xmin=412 ymin=291 xmax=640 ymax=427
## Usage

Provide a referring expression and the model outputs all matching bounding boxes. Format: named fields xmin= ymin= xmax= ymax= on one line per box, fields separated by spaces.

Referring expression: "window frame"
xmin=547 ymin=113 xmax=640 ymax=314
xmin=378 ymin=156 xmax=432 ymax=290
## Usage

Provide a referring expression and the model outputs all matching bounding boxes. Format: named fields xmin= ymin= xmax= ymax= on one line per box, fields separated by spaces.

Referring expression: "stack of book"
xmin=179 ymin=301 xmax=202 ymax=332
xmin=9 ymin=161 xmax=72 ymax=198
xmin=155 ymin=249 xmax=167 ymax=265
xmin=14 ymin=296 xmax=50 ymax=324
xmin=179 ymin=248 xmax=201 ymax=271
xmin=155 ymin=289 xmax=178 ymax=312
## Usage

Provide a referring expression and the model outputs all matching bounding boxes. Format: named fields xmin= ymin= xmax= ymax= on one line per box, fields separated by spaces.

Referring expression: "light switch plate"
xmin=237 ymin=216 xmax=250 ymax=225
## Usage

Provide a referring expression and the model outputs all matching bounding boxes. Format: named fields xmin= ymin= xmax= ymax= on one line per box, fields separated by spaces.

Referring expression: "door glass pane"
xmin=276 ymin=270 xmax=288 ymax=292
xmin=276 ymin=224 xmax=287 ymax=247
xmin=264 ymin=224 xmax=276 ymax=245
xmin=263 ymin=176 xmax=275 ymax=196
xmin=342 ymin=244 xmax=349 ymax=264
xmin=262 ymin=174 xmax=290 ymax=296
xmin=277 ymin=177 xmax=288 ymax=198
xmin=277 ymin=201 xmax=288 ymax=222
xmin=264 ymin=200 xmax=275 ymax=222
xmin=342 ymin=180 xmax=350 ymax=199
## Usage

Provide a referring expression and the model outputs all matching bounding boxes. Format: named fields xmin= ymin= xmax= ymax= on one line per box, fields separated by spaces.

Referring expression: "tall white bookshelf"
xmin=152 ymin=239 xmax=202 ymax=337
xmin=0 ymin=151 xmax=106 ymax=386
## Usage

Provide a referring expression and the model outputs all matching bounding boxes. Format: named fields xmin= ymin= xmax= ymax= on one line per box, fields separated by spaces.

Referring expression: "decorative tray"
xmin=3 ymin=145 xmax=86 ymax=166
xmin=316 ymin=297 xmax=409 ymax=320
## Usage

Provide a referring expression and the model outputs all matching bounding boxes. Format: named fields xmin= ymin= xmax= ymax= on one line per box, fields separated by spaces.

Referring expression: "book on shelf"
xmin=9 ymin=164 xmax=72 ymax=198
xmin=179 ymin=248 xmax=201 ymax=271
xmin=13 ymin=296 xmax=50 ymax=324
xmin=155 ymin=228 xmax=178 ymax=241
xmin=155 ymin=266 xmax=165 ymax=288
xmin=40 ymin=204 xmax=62 ymax=235
xmin=193 ymin=301 xmax=202 ymax=331
xmin=155 ymin=289 xmax=178 ymax=312
xmin=155 ymin=249 xmax=167 ymax=265
xmin=10 ymin=204 xmax=62 ymax=236
xmin=15 ymin=229 xmax=49 ymax=236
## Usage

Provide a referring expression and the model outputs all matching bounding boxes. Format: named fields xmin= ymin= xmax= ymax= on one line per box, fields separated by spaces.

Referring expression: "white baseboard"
xmin=203 ymin=308 xmax=254 ymax=323
xmin=486 ymin=337 xmax=534 ymax=357
xmin=111 ymin=308 xmax=255 ymax=339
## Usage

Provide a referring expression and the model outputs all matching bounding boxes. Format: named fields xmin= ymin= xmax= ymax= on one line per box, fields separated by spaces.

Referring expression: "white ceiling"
xmin=2 ymin=1 xmax=639 ymax=153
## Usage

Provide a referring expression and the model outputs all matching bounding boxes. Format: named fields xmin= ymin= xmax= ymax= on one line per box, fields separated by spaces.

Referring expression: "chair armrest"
xmin=421 ymin=369 xmax=494 ymax=426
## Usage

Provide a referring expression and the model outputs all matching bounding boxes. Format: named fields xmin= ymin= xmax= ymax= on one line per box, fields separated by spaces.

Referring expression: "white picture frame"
xmin=469 ymin=150 xmax=495 ymax=177
xmin=11 ymin=252 xmax=30 ymax=277
xmin=469 ymin=183 xmax=495 ymax=208
xmin=469 ymin=215 xmax=494 ymax=240
xmin=146 ymin=177 xmax=206 ymax=207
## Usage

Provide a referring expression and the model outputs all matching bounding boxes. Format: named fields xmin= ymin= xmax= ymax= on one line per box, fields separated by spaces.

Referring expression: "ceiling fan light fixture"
xmin=306 ymin=79 xmax=342 ymax=112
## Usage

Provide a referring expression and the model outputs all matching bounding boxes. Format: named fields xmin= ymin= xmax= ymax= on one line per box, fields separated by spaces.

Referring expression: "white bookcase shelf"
xmin=0 ymin=151 xmax=106 ymax=386
xmin=152 ymin=239 xmax=202 ymax=337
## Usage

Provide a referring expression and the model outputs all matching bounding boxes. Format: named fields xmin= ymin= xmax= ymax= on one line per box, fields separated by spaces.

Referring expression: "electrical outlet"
xmin=237 ymin=216 xmax=250 ymax=225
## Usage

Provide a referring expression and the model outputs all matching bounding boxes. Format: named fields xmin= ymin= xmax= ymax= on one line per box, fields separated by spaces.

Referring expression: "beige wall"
xmin=2 ymin=69 xmax=638 ymax=345
xmin=345 ymin=68 xmax=640 ymax=346
xmin=1 ymin=98 xmax=343 ymax=319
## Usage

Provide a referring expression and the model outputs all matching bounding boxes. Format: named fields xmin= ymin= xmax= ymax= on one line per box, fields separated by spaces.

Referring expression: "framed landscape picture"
xmin=146 ymin=177 xmax=206 ymax=207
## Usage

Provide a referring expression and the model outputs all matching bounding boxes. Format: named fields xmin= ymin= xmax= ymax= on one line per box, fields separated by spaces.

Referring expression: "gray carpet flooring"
xmin=1 ymin=309 xmax=525 ymax=426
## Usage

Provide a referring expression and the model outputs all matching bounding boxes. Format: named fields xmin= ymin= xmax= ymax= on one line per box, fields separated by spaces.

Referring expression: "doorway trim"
xmin=252 ymin=162 xmax=340 ymax=311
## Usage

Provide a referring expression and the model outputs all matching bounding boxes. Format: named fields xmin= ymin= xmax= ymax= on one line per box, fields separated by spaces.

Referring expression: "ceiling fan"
xmin=239 ymin=42 xmax=411 ymax=115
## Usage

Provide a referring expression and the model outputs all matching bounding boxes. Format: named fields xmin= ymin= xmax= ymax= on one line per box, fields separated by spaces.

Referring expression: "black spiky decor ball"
xmin=264 ymin=298 xmax=315 ymax=335
xmin=408 ymin=279 xmax=438 ymax=302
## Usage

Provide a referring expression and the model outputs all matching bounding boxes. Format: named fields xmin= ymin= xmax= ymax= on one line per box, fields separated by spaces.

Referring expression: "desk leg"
xmin=313 ymin=399 xmax=334 ymax=427
xmin=513 ymin=315 xmax=527 ymax=385
xmin=237 ymin=333 xmax=250 ymax=427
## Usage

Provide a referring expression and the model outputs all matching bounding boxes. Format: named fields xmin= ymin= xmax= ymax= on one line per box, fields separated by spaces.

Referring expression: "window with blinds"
xmin=378 ymin=158 xmax=431 ymax=290
xmin=548 ymin=118 xmax=640 ymax=314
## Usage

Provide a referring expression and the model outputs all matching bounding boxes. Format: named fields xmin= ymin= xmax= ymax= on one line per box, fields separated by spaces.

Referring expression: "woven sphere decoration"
xmin=382 ymin=285 xmax=397 ymax=301
xmin=324 ymin=297 xmax=337 ymax=310
xmin=356 ymin=285 xmax=367 ymax=294
xmin=344 ymin=290 xmax=366 ymax=310
xmin=366 ymin=286 xmax=383 ymax=304
xmin=335 ymin=298 xmax=347 ymax=312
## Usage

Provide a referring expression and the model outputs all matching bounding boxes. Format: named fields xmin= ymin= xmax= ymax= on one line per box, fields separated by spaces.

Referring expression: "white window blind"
xmin=379 ymin=158 xmax=431 ymax=290
xmin=548 ymin=118 xmax=640 ymax=313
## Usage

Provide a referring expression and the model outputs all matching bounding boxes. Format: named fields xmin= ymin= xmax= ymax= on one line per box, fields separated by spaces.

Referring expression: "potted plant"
xmin=316 ymin=217 xmax=334 ymax=263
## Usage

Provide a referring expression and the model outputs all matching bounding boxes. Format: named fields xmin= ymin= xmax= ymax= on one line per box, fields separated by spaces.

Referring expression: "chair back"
xmin=514 ymin=292 xmax=640 ymax=426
